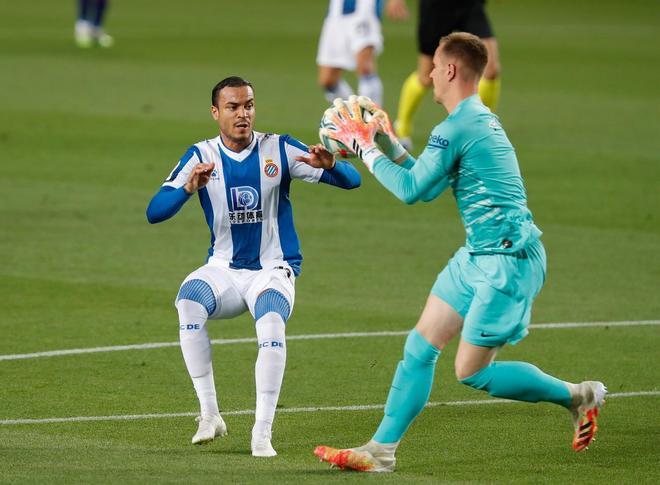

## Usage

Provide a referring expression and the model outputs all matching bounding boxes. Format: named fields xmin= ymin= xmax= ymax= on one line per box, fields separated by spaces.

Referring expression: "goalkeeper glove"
xmin=357 ymin=96 xmax=408 ymax=162
xmin=320 ymin=98 xmax=383 ymax=172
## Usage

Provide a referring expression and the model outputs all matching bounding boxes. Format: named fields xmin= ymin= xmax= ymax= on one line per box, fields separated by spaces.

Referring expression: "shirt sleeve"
xmin=162 ymin=146 xmax=202 ymax=189
xmin=398 ymin=155 xmax=450 ymax=202
xmin=372 ymin=122 xmax=459 ymax=204
xmin=282 ymin=135 xmax=324 ymax=183
xmin=146 ymin=186 xmax=191 ymax=223
xmin=319 ymin=161 xmax=361 ymax=189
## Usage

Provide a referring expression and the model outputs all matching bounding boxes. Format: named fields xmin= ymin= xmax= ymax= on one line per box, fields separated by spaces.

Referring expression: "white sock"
xmin=324 ymin=79 xmax=354 ymax=103
xmin=369 ymin=439 xmax=399 ymax=455
xmin=75 ymin=19 xmax=92 ymax=36
xmin=254 ymin=312 xmax=286 ymax=435
xmin=192 ymin=370 xmax=220 ymax=417
xmin=358 ymin=74 xmax=383 ymax=106
xmin=177 ymin=298 xmax=219 ymax=417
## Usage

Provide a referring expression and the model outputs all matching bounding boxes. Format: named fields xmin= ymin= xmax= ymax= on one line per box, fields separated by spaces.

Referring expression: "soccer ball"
xmin=319 ymin=105 xmax=372 ymax=159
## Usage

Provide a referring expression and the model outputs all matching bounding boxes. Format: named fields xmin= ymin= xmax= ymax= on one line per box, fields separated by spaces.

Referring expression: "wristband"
xmin=361 ymin=146 xmax=384 ymax=174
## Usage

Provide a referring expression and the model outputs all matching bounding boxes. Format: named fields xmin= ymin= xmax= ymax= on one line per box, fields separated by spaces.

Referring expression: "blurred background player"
xmin=146 ymin=77 xmax=360 ymax=457
xmin=386 ymin=0 xmax=501 ymax=148
xmin=317 ymin=0 xmax=388 ymax=106
xmin=314 ymin=33 xmax=605 ymax=472
xmin=75 ymin=0 xmax=113 ymax=48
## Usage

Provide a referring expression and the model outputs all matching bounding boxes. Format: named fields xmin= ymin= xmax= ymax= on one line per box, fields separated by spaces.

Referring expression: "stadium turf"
xmin=1 ymin=0 xmax=658 ymax=482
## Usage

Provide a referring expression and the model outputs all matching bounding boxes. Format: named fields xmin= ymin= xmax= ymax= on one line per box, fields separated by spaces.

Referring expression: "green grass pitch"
xmin=1 ymin=0 xmax=659 ymax=482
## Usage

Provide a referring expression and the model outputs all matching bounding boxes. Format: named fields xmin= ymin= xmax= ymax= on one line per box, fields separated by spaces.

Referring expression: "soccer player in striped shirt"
xmin=314 ymin=33 xmax=605 ymax=472
xmin=147 ymin=76 xmax=360 ymax=457
xmin=317 ymin=0 xmax=387 ymax=105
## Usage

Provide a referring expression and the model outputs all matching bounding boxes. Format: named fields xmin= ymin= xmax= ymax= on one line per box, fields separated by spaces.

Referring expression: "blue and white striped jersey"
xmin=326 ymin=0 xmax=384 ymax=18
xmin=162 ymin=132 xmax=326 ymax=276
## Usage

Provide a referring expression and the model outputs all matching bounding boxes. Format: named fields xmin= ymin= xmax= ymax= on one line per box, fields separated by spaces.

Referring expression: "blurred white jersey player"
xmin=317 ymin=0 xmax=385 ymax=105
xmin=146 ymin=77 xmax=360 ymax=457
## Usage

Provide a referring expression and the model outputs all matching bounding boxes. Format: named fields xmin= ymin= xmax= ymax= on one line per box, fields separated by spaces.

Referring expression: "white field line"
xmin=1 ymin=391 xmax=658 ymax=426
xmin=0 ymin=320 xmax=658 ymax=362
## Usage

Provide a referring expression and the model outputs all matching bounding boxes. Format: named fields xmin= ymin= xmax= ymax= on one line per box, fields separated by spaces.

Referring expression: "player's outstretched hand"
xmin=295 ymin=144 xmax=336 ymax=170
xmin=357 ymin=96 xmax=408 ymax=162
xmin=320 ymin=98 xmax=379 ymax=161
xmin=184 ymin=162 xmax=215 ymax=194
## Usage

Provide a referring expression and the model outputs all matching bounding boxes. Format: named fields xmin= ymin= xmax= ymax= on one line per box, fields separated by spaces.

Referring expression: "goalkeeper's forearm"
xmin=374 ymin=132 xmax=408 ymax=164
xmin=362 ymin=148 xmax=448 ymax=205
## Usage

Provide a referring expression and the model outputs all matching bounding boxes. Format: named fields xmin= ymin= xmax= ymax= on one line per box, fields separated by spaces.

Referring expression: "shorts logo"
xmin=429 ymin=134 xmax=450 ymax=149
xmin=264 ymin=160 xmax=279 ymax=178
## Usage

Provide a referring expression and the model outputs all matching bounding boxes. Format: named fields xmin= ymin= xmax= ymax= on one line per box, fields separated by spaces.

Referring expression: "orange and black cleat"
xmin=314 ymin=445 xmax=394 ymax=472
xmin=569 ymin=381 xmax=607 ymax=452
xmin=572 ymin=407 xmax=600 ymax=452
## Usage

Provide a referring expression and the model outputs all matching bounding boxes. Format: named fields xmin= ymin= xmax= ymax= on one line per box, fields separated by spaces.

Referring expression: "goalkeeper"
xmin=314 ymin=32 xmax=606 ymax=473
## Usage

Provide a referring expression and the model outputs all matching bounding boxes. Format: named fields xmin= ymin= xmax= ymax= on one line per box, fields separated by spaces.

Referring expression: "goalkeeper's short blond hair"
xmin=438 ymin=32 xmax=488 ymax=81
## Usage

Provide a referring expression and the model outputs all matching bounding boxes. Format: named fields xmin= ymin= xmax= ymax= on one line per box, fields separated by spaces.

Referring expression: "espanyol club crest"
xmin=264 ymin=159 xmax=279 ymax=178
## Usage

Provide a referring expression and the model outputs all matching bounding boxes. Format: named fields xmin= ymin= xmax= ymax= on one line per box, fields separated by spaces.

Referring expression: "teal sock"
xmin=373 ymin=329 xmax=440 ymax=444
xmin=460 ymin=361 xmax=572 ymax=407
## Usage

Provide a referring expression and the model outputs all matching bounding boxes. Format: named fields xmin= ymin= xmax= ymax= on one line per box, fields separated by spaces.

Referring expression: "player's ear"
xmin=447 ymin=63 xmax=456 ymax=81
xmin=210 ymin=105 xmax=219 ymax=121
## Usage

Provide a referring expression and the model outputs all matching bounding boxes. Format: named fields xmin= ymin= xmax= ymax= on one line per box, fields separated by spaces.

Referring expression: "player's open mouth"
xmin=235 ymin=122 xmax=249 ymax=128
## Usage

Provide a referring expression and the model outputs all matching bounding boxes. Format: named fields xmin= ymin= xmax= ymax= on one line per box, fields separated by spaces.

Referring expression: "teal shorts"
xmin=431 ymin=239 xmax=547 ymax=347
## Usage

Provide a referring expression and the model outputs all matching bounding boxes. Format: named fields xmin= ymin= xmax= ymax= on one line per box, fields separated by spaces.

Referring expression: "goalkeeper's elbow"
xmin=399 ymin=192 xmax=419 ymax=205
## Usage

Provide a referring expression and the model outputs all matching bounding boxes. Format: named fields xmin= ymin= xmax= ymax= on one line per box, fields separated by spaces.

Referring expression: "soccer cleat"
xmin=94 ymin=29 xmax=114 ymax=48
xmin=191 ymin=414 xmax=227 ymax=445
xmin=74 ymin=20 xmax=94 ymax=48
xmin=569 ymin=381 xmax=607 ymax=452
xmin=314 ymin=441 xmax=396 ymax=473
xmin=251 ymin=432 xmax=277 ymax=457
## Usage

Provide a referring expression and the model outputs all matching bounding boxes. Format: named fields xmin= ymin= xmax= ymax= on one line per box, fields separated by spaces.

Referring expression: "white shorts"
xmin=316 ymin=12 xmax=383 ymax=70
xmin=177 ymin=262 xmax=296 ymax=321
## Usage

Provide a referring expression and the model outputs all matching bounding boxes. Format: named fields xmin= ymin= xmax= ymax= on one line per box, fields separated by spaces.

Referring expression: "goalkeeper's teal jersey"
xmin=373 ymin=94 xmax=541 ymax=253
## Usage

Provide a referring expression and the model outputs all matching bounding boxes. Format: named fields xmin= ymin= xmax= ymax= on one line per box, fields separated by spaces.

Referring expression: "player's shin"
xmin=478 ymin=77 xmax=501 ymax=112
xmin=460 ymin=361 xmax=572 ymax=407
xmin=254 ymin=312 xmax=287 ymax=434
xmin=324 ymin=79 xmax=354 ymax=103
xmin=358 ymin=74 xmax=383 ymax=107
xmin=177 ymin=298 xmax=220 ymax=418
xmin=373 ymin=329 xmax=440 ymax=445
xmin=395 ymin=71 xmax=429 ymax=139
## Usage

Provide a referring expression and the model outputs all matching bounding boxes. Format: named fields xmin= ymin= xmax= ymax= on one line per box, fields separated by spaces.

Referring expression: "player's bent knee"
xmin=459 ymin=364 xmax=493 ymax=390
xmin=483 ymin=63 xmax=500 ymax=80
xmin=455 ymin=361 xmax=481 ymax=381
xmin=254 ymin=289 xmax=291 ymax=322
xmin=177 ymin=279 xmax=218 ymax=316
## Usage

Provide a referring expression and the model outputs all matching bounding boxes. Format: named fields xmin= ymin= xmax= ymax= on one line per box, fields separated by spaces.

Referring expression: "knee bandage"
xmin=177 ymin=279 xmax=217 ymax=316
xmin=254 ymin=289 xmax=290 ymax=322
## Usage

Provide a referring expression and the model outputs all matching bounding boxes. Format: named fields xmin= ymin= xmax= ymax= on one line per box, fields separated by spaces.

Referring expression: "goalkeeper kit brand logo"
xmin=229 ymin=186 xmax=263 ymax=225
xmin=429 ymin=134 xmax=450 ymax=149
xmin=264 ymin=159 xmax=278 ymax=178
